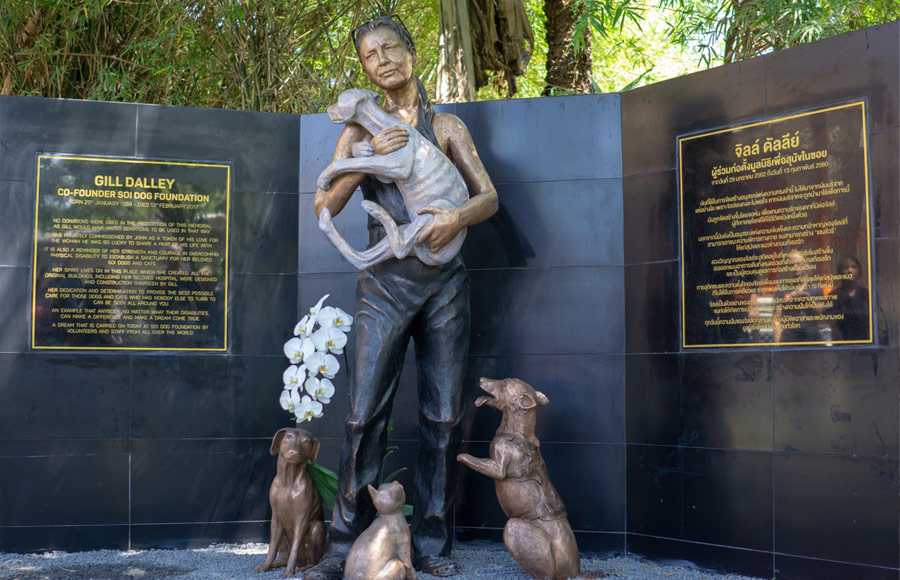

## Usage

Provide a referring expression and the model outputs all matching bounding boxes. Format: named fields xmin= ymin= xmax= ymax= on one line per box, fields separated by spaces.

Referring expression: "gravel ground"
xmin=0 ymin=543 xmax=767 ymax=580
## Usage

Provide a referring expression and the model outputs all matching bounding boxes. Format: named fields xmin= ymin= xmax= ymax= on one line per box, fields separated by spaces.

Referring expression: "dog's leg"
xmin=371 ymin=559 xmax=407 ymax=580
xmin=457 ymin=451 xmax=511 ymax=479
xmin=504 ymin=519 xmax=557 ymax=580
xmin=299 ymin=519 xmax=326 ymax=570
xmin=282 ymin=516 xmax=307 ymax=578
xmin=318 ymin=206 xmax=396 ymax=269
xmin=317 ymin=146 xmax=414 ymax=191
xmin=361 ymin=201 xmax=432 ymax=260
xmin=254 ymin=514 xmax=284 ymax=573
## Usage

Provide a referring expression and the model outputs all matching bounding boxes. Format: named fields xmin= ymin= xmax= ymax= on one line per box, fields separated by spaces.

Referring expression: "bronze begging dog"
xmin=457 ymin=378 xmax=580 ymax=580
xmin=344 ymin=481 xmax=416 ymax=580
xmin=255 ymin=428 xmax=326 ymax=578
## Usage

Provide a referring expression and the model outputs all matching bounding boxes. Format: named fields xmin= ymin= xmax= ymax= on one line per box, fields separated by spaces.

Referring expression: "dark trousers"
xmin=326 ymin=255 xmax=470 ymax=559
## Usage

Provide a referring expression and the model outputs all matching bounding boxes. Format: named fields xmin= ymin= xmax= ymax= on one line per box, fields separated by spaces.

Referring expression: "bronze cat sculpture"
xmin=317 ymin=88 xmax=469 ymax=270
xmin=255 ymin=428 xmax=326 ymax=578
xmin=457 ymin=378 xmax=580 ymax=580
xmin=343 ymin=481 xmax=417 ymax=580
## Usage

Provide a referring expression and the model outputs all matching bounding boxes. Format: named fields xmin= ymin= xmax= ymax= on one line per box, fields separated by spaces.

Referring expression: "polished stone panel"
xmin=0 ymin=447 xmax=128 ymax=526
xmin=871 ymin=128 xmax=899 ymax=240
xmin=621 ymin=59 xmax=765 ymax=176
xmin=130 ymin=522 xmax=269 ymax=550
xmin=456 ymin=94 xmax=622 ymax=183
xmin=228 ymin=273 xmax=298 ymax=356
xmin=464 ymin=354 xmax=625 ymax=444
xmin=624 ymin=261 xmax=678 ymax=354
xmin=0 ymin=181 xmax=34 ymax=267
xmin=875 ymin=238 xmax=898 ymax=346
xmin=0 ymin=267 xmax=30 ymax=353
xmin=626 ymin=444 xmax=681 ymax=538
xmin=680 ymin=448 xmax=772 ymax=550
xmin=0 ymin=96 xmax=138 ymax=181
xmin=230 ymin=191 xmax=299 ymax=274
xmin=774 ymin=348 xmax=898 ymax=457
xmin=774 ymin=453 xmax=899 ymax=567
xmin=136 ymin=105 xmax=299 ymax=194
xmin=0 ymin=525 xmax=129 ymax=553
xmin=774 ymin=554 xmax=899 ymax=580
xmin=625 ymin=354 xmax=681 ymax=446
xmin=298 ymin=190 xmax=371 ymax=274
xmin=470 ymin=266 xmax=625 ymax=356
xmin=463 ymin=179 xmax=624 ymax=270
xmin=627 ymin=535 xmax=774 ymax=579
xmin=623 ymin=170 xmax=678 ymax=265
xmin=133 ymin=355 xmax=287 ymax=439
xmin=764 ymin=21 xmax=899 ymax=132
xmin=543 ymin=443 xmax=625 ymax=532
xmin=131 ymin=439 xmax=273 ymax=525
xmin=299 ymin=113 xmax=342 ymax=194
xmin=681 ymin=352 xmax=773 ymax=451
xmin=627 ymin=445 xmax=774 ymax=551
xmin=0 ymin=353 xmax=130 ymax=439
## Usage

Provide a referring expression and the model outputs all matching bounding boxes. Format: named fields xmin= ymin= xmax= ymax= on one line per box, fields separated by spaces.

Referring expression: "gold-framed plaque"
xmin=678 ymin=100 xmax=873 ymax=348
xmin=32 ymin=155 xmax=231 ymax=351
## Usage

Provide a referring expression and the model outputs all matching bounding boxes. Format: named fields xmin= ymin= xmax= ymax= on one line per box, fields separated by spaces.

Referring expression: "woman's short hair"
xmin=351 ymin=15 xmax=415 ymax=59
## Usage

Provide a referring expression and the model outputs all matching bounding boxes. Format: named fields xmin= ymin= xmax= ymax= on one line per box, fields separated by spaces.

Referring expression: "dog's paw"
xmin=351 ymin=141 xmax=374 ymax=158
xmin=252 ymin=563 xmax=270 ymax=573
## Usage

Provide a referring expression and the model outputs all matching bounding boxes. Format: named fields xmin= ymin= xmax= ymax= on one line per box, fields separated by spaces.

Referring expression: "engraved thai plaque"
xmin=679 ymin=101 xmax=873 ymax=348
xmin=32 ymin=155 xmax=230 ymax=350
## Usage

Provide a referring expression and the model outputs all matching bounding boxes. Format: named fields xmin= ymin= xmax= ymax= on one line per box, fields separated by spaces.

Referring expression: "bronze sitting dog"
xmin=344 ymin=481 xmax=416 ymax=580
xmin=457 ymin=377 xmax=580 ymax=580
xmin=255 ymin=428 xmax=326 ymax=578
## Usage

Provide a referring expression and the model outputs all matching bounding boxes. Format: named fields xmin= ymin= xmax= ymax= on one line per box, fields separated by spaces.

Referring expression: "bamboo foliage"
xmin=0 ymin=0 xmax=442 ymax=114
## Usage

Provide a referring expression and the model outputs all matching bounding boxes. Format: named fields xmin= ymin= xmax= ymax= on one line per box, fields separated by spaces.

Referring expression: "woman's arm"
xmin=417 ymin=113 xmax=498 ymax=252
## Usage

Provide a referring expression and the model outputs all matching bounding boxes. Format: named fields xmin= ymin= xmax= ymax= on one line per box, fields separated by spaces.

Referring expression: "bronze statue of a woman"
xmin=308 ymin=15 xmax=497 ymax=580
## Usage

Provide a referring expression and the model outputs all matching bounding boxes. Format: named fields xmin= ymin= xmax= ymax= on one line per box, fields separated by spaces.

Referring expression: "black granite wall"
xmin=0 ymin=20 xmax=897 ymax=580
xmin=623 ymin=21 xmax=899 ymax=579
xmin=0 ymin=91 xmax=625 ymax=552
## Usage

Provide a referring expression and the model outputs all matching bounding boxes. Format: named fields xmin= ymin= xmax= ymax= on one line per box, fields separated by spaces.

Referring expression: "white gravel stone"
xmin=0 ymin=543 xmax=766 ymax=580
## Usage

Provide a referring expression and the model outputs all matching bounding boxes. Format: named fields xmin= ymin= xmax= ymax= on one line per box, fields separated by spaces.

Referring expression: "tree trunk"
xmin=543 ymin=0 xmax=592 ymax=95
xmin=436 ymin=0 xmax=477 ymax=102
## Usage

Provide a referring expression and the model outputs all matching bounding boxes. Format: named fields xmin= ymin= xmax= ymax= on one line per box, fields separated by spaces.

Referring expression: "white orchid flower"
xmin=283 ymin=365 xmax=306 ymax=389
xmin=308 ymin=294 xmax=330 ymax=319
xmin=305 ymin=377 xmax=335 ymax=404
xmin=283 ymin=337 xmax=315 ymax=364
xmin=318 ymin=306 xmax=353 ymax=332
xmin=305 ymin=351 xmax=340 ymax=379
xmin=293 ymin=314 xmax=315 ymax=339
xmin=279 ymin=388 xmax=302 ymax=412
xmin=312 ymin=327 xmax=348 ymax=354
xmin=295 ymin=395 xmax=324 ymax=423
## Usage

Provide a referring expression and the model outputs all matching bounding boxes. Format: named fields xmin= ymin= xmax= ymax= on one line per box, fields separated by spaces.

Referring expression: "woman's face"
xmin=840 ymin=259 xmax=860 ymax=281
xmin=357 ymin=26 xmax=415 ymax=91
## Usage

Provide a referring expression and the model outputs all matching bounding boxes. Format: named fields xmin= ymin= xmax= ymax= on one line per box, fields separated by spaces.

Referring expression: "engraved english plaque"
xmin=32 ymin=155 xmax=231 ymax=351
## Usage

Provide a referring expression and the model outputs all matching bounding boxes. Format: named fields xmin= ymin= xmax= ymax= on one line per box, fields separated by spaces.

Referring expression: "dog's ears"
xmin=308 ymin=438 xmax=320 ymax=467
xmin=270 ymin=428 xmax=289 ymax=456
xmin=367 ymin=484 xmax=377 ymax=501
xmin=518 ymin=390 xmax=550 ymax=410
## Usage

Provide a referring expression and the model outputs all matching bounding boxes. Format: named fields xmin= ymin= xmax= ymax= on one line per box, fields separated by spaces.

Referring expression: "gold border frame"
xmin=678 ymin=100 xmax=873 ymax=349
xmin=31 ymin=154 xmax=232 ymax=352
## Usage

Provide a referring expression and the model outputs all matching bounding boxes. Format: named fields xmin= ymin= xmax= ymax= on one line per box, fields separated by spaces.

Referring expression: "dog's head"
xmin=475 ymin=377 xmax=549 ymax=414
xmin=326 ymin=89 xmax=380 ymax=124
xmin=367 ymin=481 xmax=405 ymax=514
xmin=270 ymin=427 xmax=320 ymax=466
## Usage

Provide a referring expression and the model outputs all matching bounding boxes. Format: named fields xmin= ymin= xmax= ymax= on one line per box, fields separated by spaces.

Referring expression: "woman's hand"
xmin=371 ymin=126 xmax=409 ymax=155
xmin=417 ymin=206 xmax=462 ymax=253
